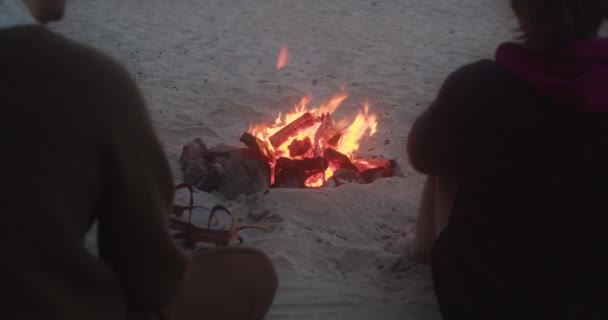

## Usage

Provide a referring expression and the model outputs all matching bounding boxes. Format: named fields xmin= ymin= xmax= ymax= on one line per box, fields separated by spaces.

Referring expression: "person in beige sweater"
xmin=1 ymin=1 xmax=277 ymax=319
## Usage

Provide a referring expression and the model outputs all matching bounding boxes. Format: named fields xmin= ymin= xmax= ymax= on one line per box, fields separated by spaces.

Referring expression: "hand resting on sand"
xmin=383 ymin=226 xmax=417 ymax=256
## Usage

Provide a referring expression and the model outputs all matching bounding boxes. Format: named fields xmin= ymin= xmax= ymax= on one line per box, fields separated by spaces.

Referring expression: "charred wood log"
xmin=275 ymin=156 xmax=329 ymax=173
xmin=352 ymin=158 xmax=396 ymax=172
xmin=324 ymin=148 xmax=359 ymax=172
xmin=327 ymin=133 xmax=342 ymax=146
xmin=288 ymin=137 xmax=313 ymax=158
xmin=355 ymin=159 xmax=397 ymax=184
xmin=240 ymin=132 xmax=265 ymax=154
xmin=358 ymin=167 xmax=394 ymax=184
xmin=274 ymin=156 xmax=329 ymax=188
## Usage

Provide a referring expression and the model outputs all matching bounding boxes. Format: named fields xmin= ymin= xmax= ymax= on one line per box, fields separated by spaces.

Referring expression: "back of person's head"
xmin=511 ymin=0 xmax=608 ymax=47
xmin=22 ymin=0 xmax=66 ymax=24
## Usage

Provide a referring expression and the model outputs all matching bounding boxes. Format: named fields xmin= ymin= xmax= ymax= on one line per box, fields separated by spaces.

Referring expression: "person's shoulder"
xmin=0 ymin=26 xmax=147 ymax=131
xmin=439 ymin=59 xmax=515 ymax=101
xmin=3 ymin=26 xmax=144 ymax=118
xmin=1 ymin=26 xmax=134 ymax=89
xmin=444 ymin=59 xmax=507 ymax=88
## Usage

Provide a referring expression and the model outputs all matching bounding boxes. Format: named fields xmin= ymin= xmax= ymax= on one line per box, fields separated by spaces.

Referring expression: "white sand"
xmin=54 ymin=0 xmax=515 ymax=318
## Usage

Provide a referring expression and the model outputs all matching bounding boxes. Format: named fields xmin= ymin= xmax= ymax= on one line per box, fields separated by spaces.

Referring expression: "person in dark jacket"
xmin=2 ymin=1 xmax=276 ymax=319
xmin=407 ymin=1 xmax=608 ymax=319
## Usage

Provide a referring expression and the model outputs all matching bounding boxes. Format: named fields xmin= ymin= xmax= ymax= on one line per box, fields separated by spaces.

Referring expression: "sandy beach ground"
xmin=53 ymin=1 xmax=515 ymax=318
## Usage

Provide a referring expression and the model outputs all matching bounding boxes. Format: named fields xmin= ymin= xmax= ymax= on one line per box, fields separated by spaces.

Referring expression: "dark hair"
xmin=511 ymin=0 xmax=608 ymax=47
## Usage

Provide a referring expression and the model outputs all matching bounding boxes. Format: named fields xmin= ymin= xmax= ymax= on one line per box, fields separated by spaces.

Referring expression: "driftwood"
xmin=324 ymin=148 xmax=359 ymax=172
xmin=269 ymin=113 xmax=316 ymax=148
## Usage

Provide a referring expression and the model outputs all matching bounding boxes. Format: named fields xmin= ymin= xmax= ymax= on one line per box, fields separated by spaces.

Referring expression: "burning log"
xmin=330 ymin=168 xmax=359 ymax=186
xmin=314 ymin=114 xmax=341 ymax=155
xmin=327 ymin=133 xmax=342 ymax=146
xmin=269 ymin=113 xmax=316 ymax=148
xmin=324 ymin=148 xmax=359 ymax=172
xmin=359 ymin=167 xmax=393 ymax=184
xmin=240 ymin=132 xmax=270 ymax=160
xmin=274 ymin=156 xmax=329 ymax=188
xmin=354 ymin=159 xmax=397 ymax=184
xmin=352 ymin=158 xmax=396 ymax=172
xmin=275 ymin=157 xmax=329 ymax=174
xmin=288 ymin=137 xmax=313 ymax=158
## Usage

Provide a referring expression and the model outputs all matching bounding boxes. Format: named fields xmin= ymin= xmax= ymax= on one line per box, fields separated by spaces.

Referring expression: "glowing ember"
xmin=248 ymin=88 xmax=380 ymax=187
xmin=305 ymin=173 xmax=325 ymax=188
xmin=276 ymin=46 xmax=290 ymax=70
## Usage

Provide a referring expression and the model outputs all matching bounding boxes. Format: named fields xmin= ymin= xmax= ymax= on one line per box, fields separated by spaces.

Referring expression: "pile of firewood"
xmin=179 ymin=112 xmax=398 ymax=197
xmin=239 ymin=112 xmax=397 ymax=188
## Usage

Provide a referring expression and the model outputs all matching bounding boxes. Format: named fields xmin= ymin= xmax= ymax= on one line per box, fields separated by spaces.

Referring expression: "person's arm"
xmin=94 ymin=59 xmax=187 ymax=313
xmin=407 ymin=63 xmax=488 ymax=176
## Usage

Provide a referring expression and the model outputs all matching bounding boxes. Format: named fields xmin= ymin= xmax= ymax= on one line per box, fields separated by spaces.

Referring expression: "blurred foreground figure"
xmin=408 ymin=1 xmax=608 ymax=319
xmin=1 ymin=1 xmax=276 ymax=319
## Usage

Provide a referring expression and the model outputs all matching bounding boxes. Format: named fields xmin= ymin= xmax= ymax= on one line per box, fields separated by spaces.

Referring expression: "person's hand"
xmin=382 ymin=226 xmax=417 ymax=256
xmin=384 ymin=227 xmax=433 ymax=265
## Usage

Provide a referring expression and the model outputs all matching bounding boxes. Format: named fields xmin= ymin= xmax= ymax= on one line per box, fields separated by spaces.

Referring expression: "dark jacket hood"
xmin=496 ymin=38 xmax=608 ymax=113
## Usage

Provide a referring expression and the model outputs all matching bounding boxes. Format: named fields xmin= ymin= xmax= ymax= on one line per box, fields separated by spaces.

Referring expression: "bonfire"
xmin=180 ymin=46 xmax=396 ymax=196
xmin=245 ymin=88 xmax=392 ymax=187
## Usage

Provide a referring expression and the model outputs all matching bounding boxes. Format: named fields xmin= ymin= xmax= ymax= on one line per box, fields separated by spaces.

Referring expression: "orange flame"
xmin=276 ymin=46 xmax=290 ymax=70
xmin=336 ymin=101 xmax=378 ymax=156
xmin=313 ymin=87 xmax=349 ymax=116
xmin=248 ymin=89 xmax=379 ymax=187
